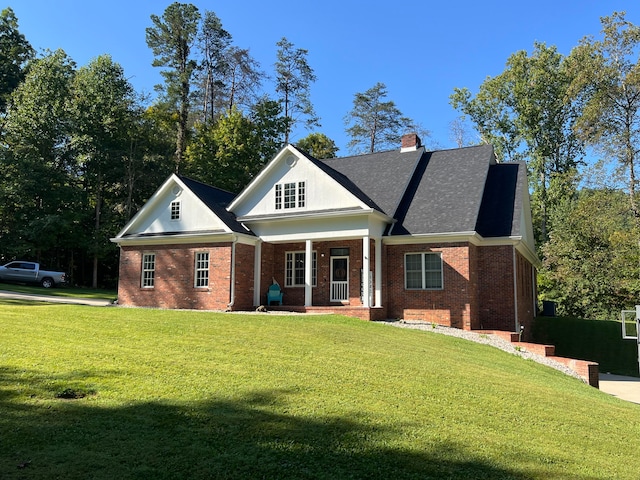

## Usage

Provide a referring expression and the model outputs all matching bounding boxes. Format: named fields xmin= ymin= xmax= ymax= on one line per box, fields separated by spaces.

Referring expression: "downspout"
xmin=512 ymin=247 xmax=519 ymax=332
xmin=228 ymin=235 xmax=237 ymax=310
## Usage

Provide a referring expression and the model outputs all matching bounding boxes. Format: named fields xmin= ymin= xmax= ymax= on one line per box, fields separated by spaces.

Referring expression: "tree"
xmin=1 ymin=49 xmax=78 ymax=267
xmin=0 ymin=7 xmax=33 ymax=115
xmin=146 ymin=2 xmax=201 ymax=171
xmin=72 ymin=55 xmax=137 ymax=288
xmin=274 ymin=37 xmax=319 ymax=144
xmin=451 ymin=43 xmax=585 ymax=244
xmin=540 ymin=188 xmax=640 ymax=319
xmin=344 ymin=82 xmax=414 ymax=154
xmin=296 ymin=132 xmax=338 ymax=158
xmin=195 ymin=10 xmax=231 ymax=123
xmin=568 ymin=12 xmax=640 ymax=222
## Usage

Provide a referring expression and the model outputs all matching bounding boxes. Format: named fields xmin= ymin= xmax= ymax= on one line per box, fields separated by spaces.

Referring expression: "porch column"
xmin=362 ymin=236 xmax=371 ymax=307
xmin=375 ymin=237 xmax=382 ymax=307
xmin=305 ymin=239 xmax=313 ymax=306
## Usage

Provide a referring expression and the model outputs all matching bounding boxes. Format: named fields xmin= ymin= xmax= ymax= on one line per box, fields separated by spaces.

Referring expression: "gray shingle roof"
xmin=320 ymin=148 xmax=425 ymax=217
xmin=178 ymin=176 xmax=251 ymax=235
xmin=390 ymin=145 xmax=497 ymax=235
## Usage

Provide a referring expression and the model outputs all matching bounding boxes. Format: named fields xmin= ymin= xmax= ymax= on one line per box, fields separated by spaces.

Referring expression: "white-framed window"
xmin=405 ymin=252 xmax=443 ymax=290
xmin=275 ymin=181 xmax=306 ymax=210
xmin=195 ymin=252 xmax=210 ymax=287
xmin=141 ymin=253 xmax=156 ymax=288
xmin=285 ymin=251 xmax=317 ymax=287
xmin=170 ymin=201 xmax=181 ymax=220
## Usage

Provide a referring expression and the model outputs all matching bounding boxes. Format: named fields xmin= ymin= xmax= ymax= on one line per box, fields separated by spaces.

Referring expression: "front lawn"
xmin=0 ymin=282 xmax=116 ymax=301
xmin=1 ymin=303 xmax=639 ymax=479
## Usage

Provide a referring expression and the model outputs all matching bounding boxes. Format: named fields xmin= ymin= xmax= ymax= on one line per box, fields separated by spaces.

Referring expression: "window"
xmin=405 ymin=252 xmax=443 ymax=290
xmin=141 ymin=253 xmax=156 ymax=288
xmin=285 ymin=251 xmax=317 ymax=287
xmin=195 ymin=252 xmax=209 ymax=287
xmin=170 ymin=201 xmax=181 ymax=220
xmin=275 ymin=181 xmax=306 ymax=209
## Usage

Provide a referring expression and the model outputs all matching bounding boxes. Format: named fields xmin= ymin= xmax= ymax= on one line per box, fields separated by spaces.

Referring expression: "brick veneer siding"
xmin=117 ymin=242 xmax=254 ymax=311
xmin=477 ymin=245 xmax=518 ymax=332
xmin=515 ymin=250 xmax=536 ymax=340
xmin=261 ymin=239 xmax=377 ymax=308
xmin=386 ymin=243 xmax=473 ymax=329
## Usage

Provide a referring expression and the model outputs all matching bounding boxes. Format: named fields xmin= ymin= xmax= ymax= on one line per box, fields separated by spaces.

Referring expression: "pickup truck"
xmin=0 ymin=261 xmax=67 ymax=288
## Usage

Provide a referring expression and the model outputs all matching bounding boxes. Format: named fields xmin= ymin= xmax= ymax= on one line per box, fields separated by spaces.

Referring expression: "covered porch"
xmin=253 ymin=236 xmax=386 ymax=316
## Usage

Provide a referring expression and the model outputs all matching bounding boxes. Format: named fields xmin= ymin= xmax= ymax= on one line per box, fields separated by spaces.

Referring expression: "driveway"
xmin=0 ymin=290 xmax=114 ymax=307
xmin=599 ymin=374 xmax=640 ymax=404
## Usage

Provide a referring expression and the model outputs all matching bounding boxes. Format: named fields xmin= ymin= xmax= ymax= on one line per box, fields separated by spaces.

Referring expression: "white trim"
xmin=253 ymin=241 xmax=262 ymax=306
xmin=194 ymin=251 xmax=210 ymax=288
xmin=141 ymin=252 xmax=156 ymax=288
xmin=404 ymin=252 xmax=443 ymax=290
xmin=362 ymin=236 xmax=370 ymax=307
xmin=112 ymin=232 xmax=258 ymax=247
xmin=305 ymin=240 xmax=313 ymax=306
xmin=374 ymin=237 xmax=382 ymax=307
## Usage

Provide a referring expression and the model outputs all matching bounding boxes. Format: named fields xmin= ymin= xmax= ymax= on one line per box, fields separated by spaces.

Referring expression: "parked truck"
xmin=0 ymin=261 xmax=67 ymax=288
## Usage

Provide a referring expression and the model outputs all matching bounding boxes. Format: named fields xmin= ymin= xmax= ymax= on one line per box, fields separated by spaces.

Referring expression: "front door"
xmin=330 ymin=256 xmax=349 ymax=302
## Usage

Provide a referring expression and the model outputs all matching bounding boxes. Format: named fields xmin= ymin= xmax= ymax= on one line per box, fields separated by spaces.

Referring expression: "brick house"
xmin=112 ymin=134 xmax=539 ymax=334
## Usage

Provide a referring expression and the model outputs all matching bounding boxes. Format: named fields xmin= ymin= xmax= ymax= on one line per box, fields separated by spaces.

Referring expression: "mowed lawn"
xmin=1 ymin=303 xmax=639 ymax=479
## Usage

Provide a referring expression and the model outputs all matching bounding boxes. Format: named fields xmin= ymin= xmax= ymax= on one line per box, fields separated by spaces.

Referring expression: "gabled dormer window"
xmin=170 ymin=201 xmax=181 ymax=220
xmin=275 ymin=181 xmax=305 ymax=210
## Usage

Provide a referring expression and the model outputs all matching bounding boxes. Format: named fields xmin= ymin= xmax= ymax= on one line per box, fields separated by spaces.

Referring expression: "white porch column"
xmin=253 ymin=241 xmax=262 ymax=306
xmin=305 ymin=239 xmax=313 ymax=306
xmin=362 ymin=236 xmax=371 ymax=307
xmin=375 ymin=237 xmax=382 ymax=307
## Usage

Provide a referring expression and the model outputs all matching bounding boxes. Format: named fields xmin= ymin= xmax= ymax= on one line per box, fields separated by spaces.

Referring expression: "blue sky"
xmin=9 ymin=1 xmax=640 ymax=155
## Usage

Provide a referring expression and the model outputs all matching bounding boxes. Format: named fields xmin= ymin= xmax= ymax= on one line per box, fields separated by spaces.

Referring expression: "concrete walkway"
xmin=599 ymin=374 xmax=640 ymax=404
xmin=0 ymin=290 xmax=113 ymax=307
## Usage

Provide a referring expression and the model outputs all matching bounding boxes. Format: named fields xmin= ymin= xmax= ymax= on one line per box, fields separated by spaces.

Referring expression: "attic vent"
xmin=401 ymin=133 xmax=421 ymax=152
xmin=285 ymin=155 xmax=297 ymax=167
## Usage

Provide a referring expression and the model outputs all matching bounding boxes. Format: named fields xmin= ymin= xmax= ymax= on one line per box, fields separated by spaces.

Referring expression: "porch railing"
xmin=331 ymin=281 xmax=348 ymax=302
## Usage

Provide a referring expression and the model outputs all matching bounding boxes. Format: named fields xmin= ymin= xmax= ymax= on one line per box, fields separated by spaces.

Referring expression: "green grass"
xmin=0 ymin=281 xmax=116 ymax=301
xmin=532 ymin=316 xmax=639 ymax=376
xmin=2 ymin=303 xmax=640 ymax=479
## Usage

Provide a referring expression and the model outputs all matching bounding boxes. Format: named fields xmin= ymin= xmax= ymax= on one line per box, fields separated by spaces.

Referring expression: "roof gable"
xmin=228 ymin=145 xmax=380 ymax=220
xmin=113 ymin=174 xmax=247 ymax=240
xmin=390 ymin=144 xmax=496 ymax=235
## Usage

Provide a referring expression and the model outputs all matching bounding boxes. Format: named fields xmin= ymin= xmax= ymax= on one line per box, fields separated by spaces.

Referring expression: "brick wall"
xmin=477 ymin=245 xmax=516 ymax=331
xmin=386 ymin=243 xmax=472 ymax=329
xmin=261 ymin=239 xmax=376 ymax=307
xmin=515 ymin=250 xmax=536 ymax=340
xmin=118 ymin=242 xmax=254 ymax=311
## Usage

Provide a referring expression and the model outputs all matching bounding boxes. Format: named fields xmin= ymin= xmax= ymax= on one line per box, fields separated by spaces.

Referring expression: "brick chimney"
xmin=401 ymin=133 xmax=421 ymax=152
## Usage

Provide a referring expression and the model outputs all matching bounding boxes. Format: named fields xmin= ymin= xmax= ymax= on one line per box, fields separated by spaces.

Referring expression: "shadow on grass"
xmin=0 ymin=366 xmax=577 ymax=480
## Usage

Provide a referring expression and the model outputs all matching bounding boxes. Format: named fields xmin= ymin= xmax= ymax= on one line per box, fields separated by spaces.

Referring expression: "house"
xmin=111 ymin=133 xmax=539 ymax=333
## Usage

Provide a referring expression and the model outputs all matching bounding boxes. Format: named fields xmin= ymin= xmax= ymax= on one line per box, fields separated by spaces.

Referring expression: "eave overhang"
xmin=110 ymin=230 xmax=258 ymax=247
xmin=383 ymin=231 xmax=540 ymax=267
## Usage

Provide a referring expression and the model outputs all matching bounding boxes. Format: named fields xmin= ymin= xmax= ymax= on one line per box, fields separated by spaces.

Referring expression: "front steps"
xmin=478 ymin=330 xmax=599 ymax=388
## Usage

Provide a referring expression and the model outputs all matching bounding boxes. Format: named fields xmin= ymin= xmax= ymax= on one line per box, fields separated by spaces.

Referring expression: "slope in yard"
xmin=1 ymin=304 xmax=639 ymax=479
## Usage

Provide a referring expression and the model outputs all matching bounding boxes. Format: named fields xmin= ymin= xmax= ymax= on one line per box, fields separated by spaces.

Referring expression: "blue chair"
xmin=266 ymin=284 xmax=284 ymax=306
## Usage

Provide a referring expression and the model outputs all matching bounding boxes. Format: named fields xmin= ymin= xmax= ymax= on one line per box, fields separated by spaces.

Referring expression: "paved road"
xmin=0 ymin=290 xmax=114 ymax=307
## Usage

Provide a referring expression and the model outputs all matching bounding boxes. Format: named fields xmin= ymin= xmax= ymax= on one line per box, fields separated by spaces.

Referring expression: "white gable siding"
xmin=126 ymin=183 xmax=227 ymax=235
xmin=232 ymin=154 xmax=364 ymax=218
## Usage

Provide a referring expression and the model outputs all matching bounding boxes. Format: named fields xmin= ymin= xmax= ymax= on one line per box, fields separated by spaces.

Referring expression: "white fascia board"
xmin=239 ymin=208 xmax=392 ymax=224
xmin=383 ymin=231 xmax=480 ymax=245
xmin=113 ymin=173 xmax=181 ymax=239
xmin=383 ymin=232 xmax=541 ymax=267
xmin=111 ymin=231 xmax=258 ymax=247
